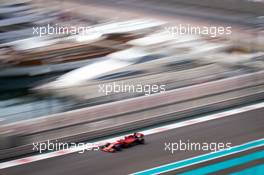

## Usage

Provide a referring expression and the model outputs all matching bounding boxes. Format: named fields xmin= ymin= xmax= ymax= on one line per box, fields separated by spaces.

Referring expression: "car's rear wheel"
xmin=137 ymin=138 xmax=145 ymax=144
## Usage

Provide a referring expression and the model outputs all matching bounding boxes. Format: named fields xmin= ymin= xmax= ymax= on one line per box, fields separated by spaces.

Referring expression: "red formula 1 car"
xmin=100 ymin=133 xmax=145 ymax=153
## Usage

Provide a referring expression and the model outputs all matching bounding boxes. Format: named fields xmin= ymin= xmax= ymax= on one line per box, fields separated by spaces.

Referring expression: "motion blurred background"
xmin=0 ymin=0 xmax=263 ymax=165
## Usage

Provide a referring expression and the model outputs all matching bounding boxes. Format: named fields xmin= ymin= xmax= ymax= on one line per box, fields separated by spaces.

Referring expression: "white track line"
xmin=0 ymin=102 xmax=264 ymax=169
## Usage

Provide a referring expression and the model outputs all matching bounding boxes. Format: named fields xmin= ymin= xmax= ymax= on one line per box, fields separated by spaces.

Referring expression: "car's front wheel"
xmin=114 ymin=144 xmax=122 ymax=151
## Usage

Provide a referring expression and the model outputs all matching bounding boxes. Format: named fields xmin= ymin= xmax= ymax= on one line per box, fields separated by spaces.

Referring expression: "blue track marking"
xmin=229 ymin=164 xmax=264 ymax=175
xmin=131 ymin=139 xmax=264 ymax=175
xmin=178 ymin=151 xmax=264 ymax=175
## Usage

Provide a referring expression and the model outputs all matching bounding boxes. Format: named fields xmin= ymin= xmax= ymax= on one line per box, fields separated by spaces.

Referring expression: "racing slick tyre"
xmin=137 ymin=138 xmax=145 ymax=144
xmin=114 ymin=144 xmax=122 ymax=151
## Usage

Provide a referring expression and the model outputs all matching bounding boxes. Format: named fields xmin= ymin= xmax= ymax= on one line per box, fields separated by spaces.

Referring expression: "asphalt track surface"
xmin=1 ymin=107 xmax=264 ymax=175
xmin=160 ymin=146 xmax=264 ymax=175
